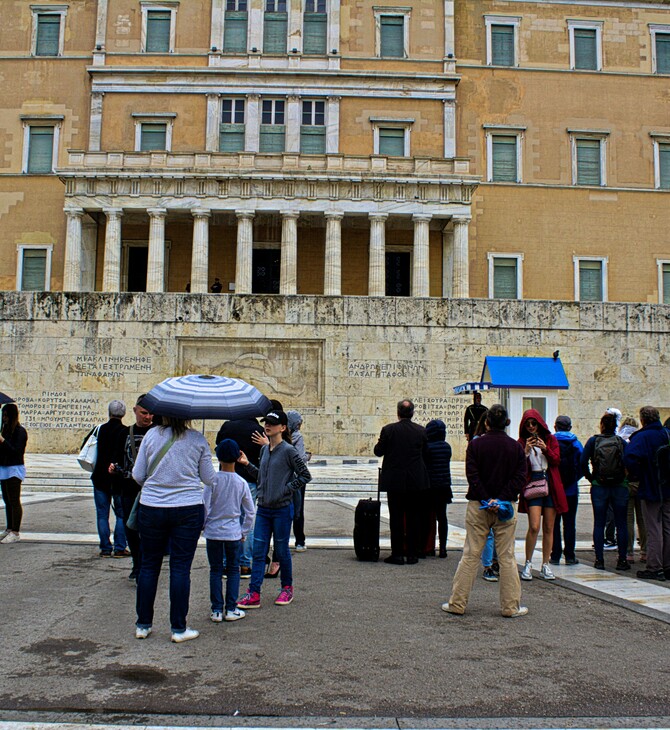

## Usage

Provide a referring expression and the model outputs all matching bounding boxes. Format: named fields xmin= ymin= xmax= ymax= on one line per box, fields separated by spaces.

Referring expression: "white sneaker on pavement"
xmin=210 ymin=611 xmax=223 ymax=623
xmin=135 ymin=626 xmax=152 ymax=639
xmin=225 ymin=608 xmax=246 ymax=621
xmin=504 ymin=606 xmax=529 ymax=618
xmin=1 ymin=532 xmax=20 ymax=544
xmin=171 ymin=627 xmax=199 ymax=643
xmin=540 ymin=563 xmax=556 ymax=580
xmin=521 ymin=560 xmax=533 ymax=580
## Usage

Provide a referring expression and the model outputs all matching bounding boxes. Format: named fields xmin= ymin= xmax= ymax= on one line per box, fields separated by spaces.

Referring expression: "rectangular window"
xmin=491 ymin=257 xmax=521 ymax=299
xmin=35 ymin=13 xmax=61 ymax=56
xmin=264 ymin=0 xmax=287 ymax=54
xmin=300 ymin=100 xmax=325 ymax=154
xmin=19 ymin=247 xmax=50 ymax=291
xmin=655 ymin=32 xmax=670 ymax=74
xmin=491 ymin=135 xmax=518 ymax=182
xmin=304 ymin=0 xmax=327 ymax=55
xmin=260 ymin=100 xmax=285 ymax=153
xmin=662 ymin=263 xmax=670 ymax=304
xmin=145 ymin=9 xmax=172 ymax=52
xmin=578 ymin=259 xmax=604 ymax=301
xmin=573 ymin=28 xmax=598 ymax=70
xmin=380 ymin=15 xmax=404 ymax=58
xmin=220 ymin=99 xmax=245 ymax=152
xmin=576 ymin=139 xmax=602 ymax=185
xmin=490 ymin=24 xmax=514 ymax=66
xmin=224 ymin=0 xmax=248 ymax=53
xmin=659 ymin=143 xmax=670 ymax=189
xmin=378 ymin=127 xmax=405 ymax=156
xmin=140 ymin=123 xmax=168 ymax=151
xmin=27 ymin=126 xmax=55 ymax=173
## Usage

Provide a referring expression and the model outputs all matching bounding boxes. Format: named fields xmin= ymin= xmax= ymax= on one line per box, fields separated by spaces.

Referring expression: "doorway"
xmin=385 ymin=251 xmax=410 ymax=296
xmin=252 ymin=248 xmax=280 ymax=293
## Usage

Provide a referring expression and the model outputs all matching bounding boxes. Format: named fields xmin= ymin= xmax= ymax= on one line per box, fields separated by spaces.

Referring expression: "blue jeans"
xmin=250 ymin=503 xmax=294 ymax=594
xmin=207 ymin=538 xmax=241 ymax=613
xmin=591 ymin=483 xmax=628 ymax=561
xmin=93 ymin=489 xmax=127 ymax=553
xmin=240 ymin=482 xmax=258 ymax=568
xmin=481 ymin=529 xmax=496 ymax=568
xmin=136 ymin=503 xmax=204 ymax=633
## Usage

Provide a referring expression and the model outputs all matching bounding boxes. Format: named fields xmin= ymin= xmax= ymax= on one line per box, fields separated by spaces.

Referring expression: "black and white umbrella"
xmin=140 ymin=374 xmax=272 ymax=420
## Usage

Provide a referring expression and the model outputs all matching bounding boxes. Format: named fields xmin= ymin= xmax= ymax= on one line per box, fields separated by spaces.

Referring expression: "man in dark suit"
xmin=374 ymin=399 xmax=430 ymax=565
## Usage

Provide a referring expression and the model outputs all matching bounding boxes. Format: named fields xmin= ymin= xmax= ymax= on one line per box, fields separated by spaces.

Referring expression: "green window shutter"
xmin=220 ymin=124 xmax=245 ymax=152
xmin=493 ymin=258 xmax=518 ymax=299
xmin=264 ymin=13 xmax=287 ymax=53
xmin=146 ymin=10 xmax=171 ymax=52
xmin=140 ymin=123 xmax=167 ymax=151
xmin=304 ymin=13 xmax=327 ymax=55
xmin=300 ymin=126 xmax=325 ymax=154
xmin=27 ymin=127 xmax=54 ymax=173
xmin=574 ymin=28 xmax=597 ymax=70
xmin=491 ymin=136 xmax=517 ymax=182
xmin=378 ymin=128 xmax=405 ymax=156
xmin=663 ymin=263 xmax=670 ymax=304
xmin=36 ymin=14 xmax=60 ymax=56
xmin=259 ymin=125 xmax=285 ymax=152
xmin=491 ymin=24 xmax=514 ymax=66
xmin=576 ymin=139 xmax=601 ymax=185
xmin=380 ymin=16 xmax=404 ymax=58
xmin=21 ymin=249 xmax=47 ymax=291
xmin=224 ymin=12 xmax=248 ymax=52
xmin=659 ymin=144 xmax=670 ymax=189
xmin=579 ymin=260 xmax=603 ymax=301
xmin=657 ymin=34 xmax=670 ymax=73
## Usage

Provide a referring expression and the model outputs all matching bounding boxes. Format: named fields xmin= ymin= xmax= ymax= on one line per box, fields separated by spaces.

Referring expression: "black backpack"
xmin=593 ymin=434 xmax=626 ymax=486
xmin=558 ymin=439 xmax=580 ymax=487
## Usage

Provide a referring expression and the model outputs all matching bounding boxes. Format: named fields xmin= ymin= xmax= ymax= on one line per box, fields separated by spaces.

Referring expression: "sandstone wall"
xmin=0 ymin=292 xmax=668 ymax=459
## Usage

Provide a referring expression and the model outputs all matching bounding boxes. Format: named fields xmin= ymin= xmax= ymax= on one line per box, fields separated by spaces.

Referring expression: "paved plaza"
xmin=1 ymin=456 xmax=669 ymax=729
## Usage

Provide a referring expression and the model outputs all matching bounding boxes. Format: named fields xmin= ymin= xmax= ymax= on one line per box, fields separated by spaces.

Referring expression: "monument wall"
xmin=0 ymin=292 xmax=669 ymax=459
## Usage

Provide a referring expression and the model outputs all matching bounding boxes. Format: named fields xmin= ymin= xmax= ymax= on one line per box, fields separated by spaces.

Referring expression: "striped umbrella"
xmin=0 ymin=391 xmax=15 ymax=405
xmin=140 ymin=374 xmax=273 ymax=420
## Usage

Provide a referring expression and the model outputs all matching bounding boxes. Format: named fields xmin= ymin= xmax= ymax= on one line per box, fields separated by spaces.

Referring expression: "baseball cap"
xmin=554 ymin=415 xmax=572 ymax=431
xmin=262 ymin=410 xmax=288 ymax=426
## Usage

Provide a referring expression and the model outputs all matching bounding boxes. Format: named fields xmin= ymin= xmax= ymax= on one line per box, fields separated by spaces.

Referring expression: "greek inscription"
xmin=16 ymin=391 xmax=101 ymax=430
xmin=347 ymin=361 xmax=428 ymax=378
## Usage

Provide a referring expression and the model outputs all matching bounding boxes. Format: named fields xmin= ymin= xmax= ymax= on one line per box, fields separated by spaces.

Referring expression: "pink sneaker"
xmin=275 ymin=586 xmax=294 ymax=605
xmin=237 ymin=590 xmax=261 ymax=609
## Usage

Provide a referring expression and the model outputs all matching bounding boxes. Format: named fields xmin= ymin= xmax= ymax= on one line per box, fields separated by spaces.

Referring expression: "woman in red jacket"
xmin=518 ymin=409 xmax=568 ymax=582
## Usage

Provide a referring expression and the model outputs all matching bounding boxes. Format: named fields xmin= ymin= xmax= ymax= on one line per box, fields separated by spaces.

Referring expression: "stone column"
xmin=324 ymin=211 xmax=343 ymax=295
xmin=327 ymin=0 xmax=341 ymax=54
xmin=288 ymin=0 xmax=303 ymax=53
xmin=63 ymin=207 xmax=84 ymax=291
xmin=191 ymin=208 xmax=211 ymax=294
xmin=286 ymin=95 xmax=301 ymax=153
xmin=102 ymin=207 xmax=123 ymax=292
xmin=442 ymin=226 xmax=453 ymax=299
xmin=248 ymin=0 xmax=264 ymax=52
xmin=246 ymin=94 xmax=261 ymax=153
xmin=280 ymin=211 xmax=299 ymax=295
xmin=210 ymin=0 xmax=225 ymax=50
xmin=95 ymin=0 xmax=109 ymax=50
xmin=452 ymin=215 xmax=471 ymax=299
xmin=412 ymin=213 xmax=432 ymax=298
xmin=146 ymin=208 xmax=167 ymax=292
xmin=368 ymin=213 xmax=387 ymax=297
xmin=235 ymin=210 xmax=255 ymax=294
xmin=205 ymin=94 xmax=220 ymax=152
xmin=443 ymin=99 xmax=456 ymax=159
xmin=89 ymin=92 xmax=104 ymax=152
xmin=326 ymin=96 xmax=340 ymax=154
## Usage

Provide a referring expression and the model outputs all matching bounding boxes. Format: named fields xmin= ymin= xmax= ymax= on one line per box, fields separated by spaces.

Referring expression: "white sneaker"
xmin=210 ymin=611 xmax=223 ymax=623
xmin=505 ymin=606 xmax=529 ymax=618
xmin=0 ymin=529 xmax=10 ymax=541
xmin=440 ymin=602 xmax=464 ymax=615
xmin=541 ymin=563 xmax=556 ymax=580
xmin=225 ymin=608 xmax=246 ymax=621
xmin=521 ymin=560 xmax=533 ymax=581
xmin=171 ymin=627 xmax=199 ymax=643
xmin=295 ymin=544 xmax=307 ymax=552
xmin=2 ymin=532 xmax=20 ymax=544
xmin=135 ymin=626 xmax=152 ymax=639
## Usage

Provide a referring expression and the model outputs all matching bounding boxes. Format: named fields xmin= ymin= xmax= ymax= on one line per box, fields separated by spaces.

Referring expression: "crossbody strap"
xmin=147 ymin=435 xmax=176 ymax=478
xmin=129 ymin=425 xmax=138 ymax=463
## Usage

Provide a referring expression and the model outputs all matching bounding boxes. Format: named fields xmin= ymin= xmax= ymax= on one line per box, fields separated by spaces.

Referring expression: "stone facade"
xmin=1 ymin=291 xmax=668 ymax=458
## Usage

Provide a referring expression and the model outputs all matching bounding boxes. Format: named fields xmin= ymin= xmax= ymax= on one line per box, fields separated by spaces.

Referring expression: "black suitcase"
xmin=353 ymin=470 xmax=381 ymax=561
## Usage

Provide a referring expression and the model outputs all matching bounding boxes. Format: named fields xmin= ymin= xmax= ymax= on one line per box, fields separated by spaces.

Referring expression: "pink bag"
xmin=523 ymin=477 xmax=549 ymax=500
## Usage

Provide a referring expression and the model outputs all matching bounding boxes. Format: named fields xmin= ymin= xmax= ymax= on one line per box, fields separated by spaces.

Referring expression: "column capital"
xmin=246 ymin=93 xmax=260 ymax=101
xmin=412 ymin=213 xmax=433 ymax=223
xmin=324 ymin=210 xmax=344 ymax=220
xmin=327 ymin=96 xmax=342 ymax=102
xmin=369 ymin=213 xmax=388 ymax=222
xmin=235 ymin=209 xmax=255 ymax=220
xmin=191 ymin=208 xmax=211 ymax=219
xmin=207 ymin=92 xmax=221 ymax=100
xmin=442 ymin=98 xmax=455 ymax=106
xmin=64 ymin=207 xmax=85 ymax=218
xmin=281 ymin=210 xmax=300 ymax=220
xmin=103 ymin=207 xmax=123 ymax=219
xmin=287 ymin=94 xmax=301 ymax=103
xmin=147 ymin=207 xmax=168 ymax=218
xmin=452 ymin=214 xmax=471 ymax=223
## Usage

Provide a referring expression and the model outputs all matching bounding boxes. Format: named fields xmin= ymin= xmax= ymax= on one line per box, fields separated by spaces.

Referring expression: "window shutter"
xmin=663 ymin=263 xmax=670 ymax=304
xmin=579 ymin=260 xmax=603 ymax=301
xmin=491 ymin=25 xmax=514 ymax=66
xmin=380 ymin=16 xmax=404 ymax=58
xmin=576 ymin=139 xmax=601 ymax=185
xmin=220 ymin=124 xmax=245 ymax=152
xmin=259 ymin=125 xmax=285 ymax=152
xmin=140 ymin=123 xmax=167 ymax=151
xmin=657 ymin=34 xmax=670 ymax=73
xmin=493 ymin=258 xmax=518 ymax=299
xmin=224 ymin=12 xmax=248 ymax=52
xmin=263 ymin=13 xmax=287 ymax=53
xmin=36 ymin=14 xmax=60 ymax=56
xmin=300 ymin=126 xmax=326 ymax=154
xmin=146 ymin=11 xmax=171 ymax=52
xmin=492 ymin=136 xmax=517 ymax=182
xmin=21 ymin=250 xmax=47 ymax=291
xmin=28 ymin=127 xmax=55 ymax=173
xmin=378 ymin=128 xmax=405 ymax=156
xmin=304 ymin=13 xmax=327 ymax=55
xmin=574 ymin=28 xmax=597 ymax=70
xmin=659 ymin=144 xmax=670 ymax=189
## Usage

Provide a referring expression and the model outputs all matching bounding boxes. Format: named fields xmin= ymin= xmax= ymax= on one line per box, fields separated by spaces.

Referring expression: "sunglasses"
xmin=527 ymin=419 xmax=538 ymax=426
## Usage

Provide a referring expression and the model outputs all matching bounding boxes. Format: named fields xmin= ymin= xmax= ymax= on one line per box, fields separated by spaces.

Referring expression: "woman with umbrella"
xmin=0 ymin=402 xmax=28 ymax=544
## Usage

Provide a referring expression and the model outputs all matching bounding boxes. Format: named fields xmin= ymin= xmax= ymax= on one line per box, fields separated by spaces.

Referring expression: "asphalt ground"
xmin=1 ymin=493 xmax=670 ymax=728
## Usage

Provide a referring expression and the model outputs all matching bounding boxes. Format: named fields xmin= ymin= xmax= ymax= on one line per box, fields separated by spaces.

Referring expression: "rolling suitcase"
xmin=353 ymin=469 xmax=381 ymax=561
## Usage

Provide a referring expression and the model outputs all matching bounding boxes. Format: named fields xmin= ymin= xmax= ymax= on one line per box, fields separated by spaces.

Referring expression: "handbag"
xmin=126 ymin=434 xmax=176 ymax=531
xmin=77 ymin=425 xmax=101 ymax=472
xmin=523 ymin=471 xmax=549 ymax=500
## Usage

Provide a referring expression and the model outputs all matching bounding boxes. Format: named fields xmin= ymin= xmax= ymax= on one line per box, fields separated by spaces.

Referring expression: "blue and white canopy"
xmin=141 ymin=374 xmax=273 ymax=420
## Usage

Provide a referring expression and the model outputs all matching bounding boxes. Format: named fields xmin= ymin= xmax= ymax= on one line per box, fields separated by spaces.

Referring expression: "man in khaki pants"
xmin=442 ymin=404 xmax=529 ymax=618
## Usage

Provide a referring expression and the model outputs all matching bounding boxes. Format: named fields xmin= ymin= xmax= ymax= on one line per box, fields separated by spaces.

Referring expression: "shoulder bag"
xmin=77 ymin=425 xmax=101 ymax=472
xmin=126 ymin=434 xmax=176 ymax=531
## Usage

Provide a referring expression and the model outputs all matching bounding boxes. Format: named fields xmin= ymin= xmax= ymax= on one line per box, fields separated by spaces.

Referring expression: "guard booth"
xmin=454 ymin=355 xmax=570 ymax=435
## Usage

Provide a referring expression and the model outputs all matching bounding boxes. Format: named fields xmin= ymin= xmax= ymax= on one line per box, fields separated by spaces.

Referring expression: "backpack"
xmin=593 ymin=434 xmax=626 ymax=486
xmin=654 ymin=429 xmax=670 ymax=495
xmin=558 ymin=439 xmax=580 ymax=487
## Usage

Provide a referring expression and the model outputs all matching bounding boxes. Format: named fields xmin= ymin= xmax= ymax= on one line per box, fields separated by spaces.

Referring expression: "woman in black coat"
xmin=0 ymin=403 xmax=28 ymax=544
xmin=424 ymin=419 xmax=453 ymax=558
